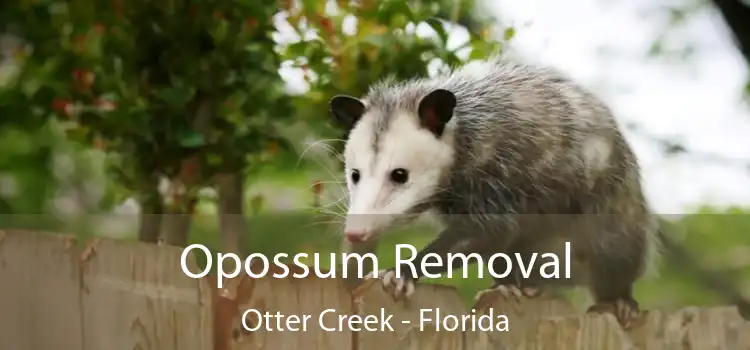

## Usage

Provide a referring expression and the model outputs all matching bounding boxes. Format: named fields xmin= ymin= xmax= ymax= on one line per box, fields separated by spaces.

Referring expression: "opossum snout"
xmin=345 ymin=231 xmax=367 ymax=243
xmin=344 ymin=214 xmax=388 ymax=242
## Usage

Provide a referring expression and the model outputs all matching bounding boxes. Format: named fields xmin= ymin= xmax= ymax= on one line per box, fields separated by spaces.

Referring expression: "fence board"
xmin=519 ymin=313 xmax=636 ymax=350
xmin=475 ymin=293 xmax=578 ymax=348
xmin=627 ymin=306 xmax=750 ymax=349
xmin=354 ymin=281 xmax=474 ymax=350
xmin=213 ymin=265 xmax=353 ymax=350
xmin=1 ymin=230 xmax=748 ymax=350
xmin=462 ymin=327 xmax=505 ymax=350
xmin=0 ymin=230 xmax=83 ymax=350
xmin=79 ymin=238 xmax=212 ymax=350
xmin=394 ymin=327 xmax=466 ymax=350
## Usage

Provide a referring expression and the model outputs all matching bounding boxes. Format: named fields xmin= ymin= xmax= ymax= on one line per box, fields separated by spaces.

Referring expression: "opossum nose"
xmin=345 ymin=232 xmax=365 ymax=243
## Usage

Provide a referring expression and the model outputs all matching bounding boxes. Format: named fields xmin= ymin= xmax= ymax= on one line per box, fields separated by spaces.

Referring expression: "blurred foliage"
xmin=0 ymin=0 xmax=747 ymax=311
xmin=645 ymin=0 xmax=750 ymax=102
xmin=1 ymin=0 xmax=297 ymax=219
xmin=0 ymin=0 xmax=503 ymax=220
xmin=621 ymin=0 xmax=750 ymax=173
xmin=277 ymin=0 xmax=503 ymax=160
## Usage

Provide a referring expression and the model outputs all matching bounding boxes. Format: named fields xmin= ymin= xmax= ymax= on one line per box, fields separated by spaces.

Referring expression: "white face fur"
xmin=341 ymin=109 xmax=456 ymax=242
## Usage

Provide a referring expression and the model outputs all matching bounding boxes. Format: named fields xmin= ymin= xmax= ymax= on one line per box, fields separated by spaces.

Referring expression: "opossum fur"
xmin=329 ymin=56 xmax=662 ymax=326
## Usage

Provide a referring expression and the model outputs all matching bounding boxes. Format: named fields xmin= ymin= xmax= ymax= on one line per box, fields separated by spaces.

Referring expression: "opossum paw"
xmin=586 ymin=299 xmax=640 ymax=329
xmin=520 ymin=286 xmax=543 ymax=298
xmin=363 ymin=269 xmax=387 ymax=281
xmin=380 ymin=268 xmax=416 ymax=301
xmin=473 ymin=284 xmax=541 ymax=306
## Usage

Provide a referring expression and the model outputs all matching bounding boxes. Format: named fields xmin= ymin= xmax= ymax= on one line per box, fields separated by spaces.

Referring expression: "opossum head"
xmin=329 ymin=88 xmax=457 ymax=243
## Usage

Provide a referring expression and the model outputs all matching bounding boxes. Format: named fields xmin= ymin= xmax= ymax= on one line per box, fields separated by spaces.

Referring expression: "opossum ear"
xmin=417 ymin=89 xmax=456 ymax=137
xmin=329 ymin=95 xmax=365 ymax=130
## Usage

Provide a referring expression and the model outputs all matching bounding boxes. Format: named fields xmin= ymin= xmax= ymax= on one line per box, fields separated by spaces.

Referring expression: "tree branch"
xmin=710 ymin=0 xmax=750 ymax=66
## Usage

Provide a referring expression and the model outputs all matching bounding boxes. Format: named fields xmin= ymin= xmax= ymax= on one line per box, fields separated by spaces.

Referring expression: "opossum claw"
xmin=478 ymin=284 xmax=541 ymax=301
xmin=381 ymin=269 xmax=416 ymax=301
xmin=351 ymin=269 xmax=389 ymax=298
xmin=473 ymin=284 xmax=541 ymax=309
xmin=522 ymin=286 xmax=543 ymax=298
xmin=364 ymin=269 xmax=387 ymax=280
xmin=586 ymin=299 xmax=641 ymax=329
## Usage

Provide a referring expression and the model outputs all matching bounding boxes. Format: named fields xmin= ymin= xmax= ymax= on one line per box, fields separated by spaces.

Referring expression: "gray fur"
xmin=342 ymin=56 xmax=662 ymax=326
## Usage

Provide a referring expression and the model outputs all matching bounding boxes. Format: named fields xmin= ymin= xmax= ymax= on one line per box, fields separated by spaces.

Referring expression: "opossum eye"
xmin=350 ymin=169 xmax=361 ymax=184
xmin=390 ymin=168 xmax=409 ymax=184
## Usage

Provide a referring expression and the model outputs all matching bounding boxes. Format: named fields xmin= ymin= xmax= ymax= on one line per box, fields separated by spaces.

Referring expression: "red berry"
xmin=51 ymin=98 xmax=70 ymax=114
xmin=72 ymin=69 xmax=95 ymax=86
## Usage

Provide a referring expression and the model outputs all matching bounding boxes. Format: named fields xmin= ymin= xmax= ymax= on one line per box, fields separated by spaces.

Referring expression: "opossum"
xmin=328 ymin=56 xmax=750 ymax=328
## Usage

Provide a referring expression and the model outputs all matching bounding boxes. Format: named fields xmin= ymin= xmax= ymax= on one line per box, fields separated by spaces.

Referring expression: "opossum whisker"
xmin=295 ymin=138 xmax=346 ymax=168
xmin=315 ymin=206 xmax=347 ymax=218
xmin=316 ymin=192 xmax=349 ymax=210
xmin=330 ymin=198 xmax=350 ymax=213
xmin=295 ymin=143 xmax=348 ymax=195
xmin=305 ymin=180 xmax=346 ymax=193
xmin=310 ymin=218 xmax=344 ymax=239
xmin=309 ymin=207 xmax=346 ymax=221
xmin=302 ymin=196 xmax=347 ymax=216
xmin=312 ymin=168 xmax=347 ymax=195
xmin=313 ymin=142 xmax=346 ymax=164
xmin=304 ymin=220 xmax=344 ymax=240
xmin=303 ymin=219 xmax=343 ymax=228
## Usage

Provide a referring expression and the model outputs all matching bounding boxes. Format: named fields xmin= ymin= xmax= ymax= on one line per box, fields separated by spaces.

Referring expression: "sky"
xmin=274 ymin=0 xmax=750 ymax=215
xmin=482 ymin=0 xmax=750 ymax=214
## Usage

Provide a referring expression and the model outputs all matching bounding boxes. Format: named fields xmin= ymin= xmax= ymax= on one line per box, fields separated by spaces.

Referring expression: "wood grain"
xmin=1 ymin=230 xmax=748 ymax=350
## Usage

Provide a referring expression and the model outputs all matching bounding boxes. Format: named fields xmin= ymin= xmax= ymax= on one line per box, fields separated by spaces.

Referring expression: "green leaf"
xmin=178 ymin=130 xmax=205 ymax=148
xmin=211 ymin=19 xmax=230 ymax=44
xmin=361 ymin=33 xmax=388 ymax=48
xmin=503 ymin=27 xmax=515 ymax=41
xmin=425 ymin=17 xmax=449 ymax=45
xmin=390 ymin=13 xmax=409 ymax=29
xmin=469 ymin=40 xmax=501 ymax=60
xmin=206 ymin=153 xmax=223 ymax=167
xmin=152 ymin=86 xmax=196 ymax=108
xmin=377 ymin=0 xmax=415 ymax=24
xmin=281 ymin=41 xmax=308 ymax=58
xmin=392 ymin=1 xmax=415 ymax=22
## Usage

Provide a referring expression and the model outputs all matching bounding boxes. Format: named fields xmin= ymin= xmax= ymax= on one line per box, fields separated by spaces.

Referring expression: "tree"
xmin=0 ymin=0 xmax=503 ymax=255
xmin=1 ymin=1 xmax=294 ymax=252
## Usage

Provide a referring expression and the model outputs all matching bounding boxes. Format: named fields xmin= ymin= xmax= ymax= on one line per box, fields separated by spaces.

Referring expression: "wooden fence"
xmin=0 ymin=230 xmax=748 ymax=350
